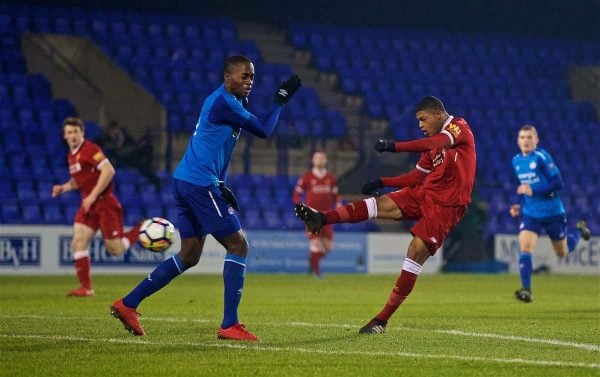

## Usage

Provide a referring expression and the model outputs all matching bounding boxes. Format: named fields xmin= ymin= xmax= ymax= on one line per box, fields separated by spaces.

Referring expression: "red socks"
xmin=375 ymin=258 xmax=422 ymax=322
xmin=123 ymin=221 xmax=143 ymax=245
xmin=309 ymin=252 xmax=322 ymax=276
xmin=324 ymin=200 xmax=369 ymax=224
xmin=73 ymin=251 xmax=92 ymax=290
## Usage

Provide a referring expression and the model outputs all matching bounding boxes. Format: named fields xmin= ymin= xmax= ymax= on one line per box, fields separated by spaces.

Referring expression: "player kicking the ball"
xmin=110 ymin=55 xmax=301 ymax=340
xmin=296 ymin=96 xmax=476 ymax=334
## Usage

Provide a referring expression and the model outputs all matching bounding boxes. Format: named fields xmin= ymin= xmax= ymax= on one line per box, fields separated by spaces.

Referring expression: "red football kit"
xmin=293 ymin=168 xmax=340 ymax=239
xmin=68 ymin=139 xmax=124 ymax=238
xmin=384 ymin=116 xmax=477 ymax=253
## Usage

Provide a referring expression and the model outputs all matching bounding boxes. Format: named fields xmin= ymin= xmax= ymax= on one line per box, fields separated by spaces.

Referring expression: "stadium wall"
xmin=1 ymin=226 xmax=597 ymax=275
xmin=0 ymin=225 xmax=443 ymax=275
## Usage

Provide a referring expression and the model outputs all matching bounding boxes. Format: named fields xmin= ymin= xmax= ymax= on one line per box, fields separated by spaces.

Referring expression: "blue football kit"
xmin=512 ymin=148 xmax=567 ymax=240
xmin=174 ymin=84 xmax=282 ymax=239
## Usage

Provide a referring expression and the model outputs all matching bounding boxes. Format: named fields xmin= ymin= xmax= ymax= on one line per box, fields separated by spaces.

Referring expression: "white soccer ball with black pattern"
xmin=138 ymin=217 xmax=175 ymax=252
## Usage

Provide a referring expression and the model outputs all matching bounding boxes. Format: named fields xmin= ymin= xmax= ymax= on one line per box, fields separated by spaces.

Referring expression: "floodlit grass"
xmin=0 ymin=273 xmax=598 ymax=376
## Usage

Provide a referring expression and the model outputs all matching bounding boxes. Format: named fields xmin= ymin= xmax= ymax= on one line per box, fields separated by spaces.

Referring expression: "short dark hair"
xmin=414 ymin=95 xmax=446 ymax=113
xmin=519 ymin=124 xmax=538 ymax=137
xmin=62 ymin=116 xmax=84 ymax=130
xmin=224 ymin=55 xmax=252 ymax=74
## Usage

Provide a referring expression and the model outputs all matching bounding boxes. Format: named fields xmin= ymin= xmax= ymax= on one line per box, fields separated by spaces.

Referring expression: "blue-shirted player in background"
xmin=110 ymin=55 xmax=302 ymax=340
xmin=510 ymin=125 xmax=591 ymax=303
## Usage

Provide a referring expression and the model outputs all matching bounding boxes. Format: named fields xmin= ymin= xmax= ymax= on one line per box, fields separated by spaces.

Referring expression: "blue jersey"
xmin=512 ymin=148 xmax=565 ymax=219
xmin=174 ymin=84 xmax=282 ymax=186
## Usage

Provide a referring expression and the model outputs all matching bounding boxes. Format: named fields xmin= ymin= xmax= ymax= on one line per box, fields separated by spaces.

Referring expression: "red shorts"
xmin=386 ymin=186 xmax=466 ymax=255
xmin=74 ymin=193 xmax=124 ymax=239
xmin=306 ymin=224 xmax=333 ymax=240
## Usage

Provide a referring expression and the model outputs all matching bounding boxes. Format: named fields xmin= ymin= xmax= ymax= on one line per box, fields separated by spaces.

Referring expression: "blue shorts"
xmin=519 ymin=214 xmax=567 ymax=240
xmin=173 ymin=179 xmax=241 ymax=240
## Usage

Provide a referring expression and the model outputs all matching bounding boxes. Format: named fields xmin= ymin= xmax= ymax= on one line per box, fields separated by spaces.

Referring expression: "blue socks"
xmin=123 ymin=255 xmax=185 ymax=309
xmin=519 ymin=252 xmax=532 ymax=290
xmin=222 ymin=253 xmax=246 ymax=329
xmin=567 ymin=230 xmax=581 ymax=253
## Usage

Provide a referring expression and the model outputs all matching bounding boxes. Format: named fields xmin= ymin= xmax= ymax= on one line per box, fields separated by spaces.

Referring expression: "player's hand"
xmin=218 ymin=181 xmax=240 ymax=211
xmin=52 ymin=184 xmax=64 ymax=197
xmin=374 ymin=139 xmax=396 ymax=153
xmin=274 ymin=74 xmax=302 ymax=105
xmin=517 ymin=184 xmax=532 ymax=196
xmin=361 ymin=179 xmax=383 ymax=196
xmin=509 ymin=204 xmax=520 ymax=218
xmin=82 ymin=194 xmax=97 ymax=213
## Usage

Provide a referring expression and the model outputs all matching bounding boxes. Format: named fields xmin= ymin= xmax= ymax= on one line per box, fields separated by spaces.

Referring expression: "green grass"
xmin=0 ymin=273 xmax=598 ymax=376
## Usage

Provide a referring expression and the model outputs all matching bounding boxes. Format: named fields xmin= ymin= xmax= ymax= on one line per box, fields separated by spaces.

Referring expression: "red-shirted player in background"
xmin=52 ymin=117 xmax=142 ymax=297
xmin=296 ymin=96 xmax=477 ymax=333
xmin=293 ymin=150 xmax=341 ymax=277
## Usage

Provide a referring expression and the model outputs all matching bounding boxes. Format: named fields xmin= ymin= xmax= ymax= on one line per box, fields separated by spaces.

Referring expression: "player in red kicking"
xmin=52 ymin=117 xmax=142 ymax=297
xmin=295 ymin=96 xmax=476 ymax=333
xmin=293 ymin=150 xmax=341 ymax=277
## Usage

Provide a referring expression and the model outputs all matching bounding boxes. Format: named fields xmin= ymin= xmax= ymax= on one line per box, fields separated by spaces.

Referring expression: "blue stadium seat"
xmin=44 ymin=204 xmax=65 ymax=224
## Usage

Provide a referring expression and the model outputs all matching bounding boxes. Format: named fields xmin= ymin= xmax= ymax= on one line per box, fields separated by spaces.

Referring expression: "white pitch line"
xmin=2 ymin=313 xmax=599 ymax=352
xmin=0 ymin=333 xmax=598 ymax=369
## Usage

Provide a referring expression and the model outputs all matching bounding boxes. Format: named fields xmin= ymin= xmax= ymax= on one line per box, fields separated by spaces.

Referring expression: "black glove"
xmin=274 ymin=74 xmax=302 ymax=105
xmin=374 ymin=139 xmax=396 ymax=153
xmin=218 ymin=181 xmax=240 ymax=211
xmin=361 ymin=179 xmax=384 ymax=196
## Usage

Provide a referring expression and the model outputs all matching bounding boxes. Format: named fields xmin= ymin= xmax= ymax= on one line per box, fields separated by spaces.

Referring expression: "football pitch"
xmin=1 ymin=273 xmax=598 ymax=376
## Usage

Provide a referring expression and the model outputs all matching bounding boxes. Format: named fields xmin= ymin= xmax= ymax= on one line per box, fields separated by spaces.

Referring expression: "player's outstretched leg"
xmin=122 ymin=219 xmax=144 ymax=249
xmin=359 ymin=318 xmax=388 ymax=334
xmin=514 ymin=288 xmax=533 ymax=303
xmin=295 ymin=203 xmax=327 ymax=235
xmin=576 ymin=220 xmax=591 ymax=241
xmin=110 ymin=299 xmax=145 ymax=336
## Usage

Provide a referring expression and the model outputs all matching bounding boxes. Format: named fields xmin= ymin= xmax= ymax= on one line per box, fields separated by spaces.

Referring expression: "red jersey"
xmin=415 ymin=116 xmax=476 ymax=206
xmin=67 ymin=139 xmax=113 ymax=198
xmin=293 ymin=169 xmax=340 ymax=211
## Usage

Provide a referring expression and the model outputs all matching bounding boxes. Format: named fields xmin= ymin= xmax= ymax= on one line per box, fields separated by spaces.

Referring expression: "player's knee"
xmin=406 ymin=238 xmax=430 ymax=265
xmin=104 ymin=241 xmax=125 ymax=256
xmin=226 ymin=237 xmax=249 ymax=257
xmin=71 ymin=238 xmax=86 ymax=251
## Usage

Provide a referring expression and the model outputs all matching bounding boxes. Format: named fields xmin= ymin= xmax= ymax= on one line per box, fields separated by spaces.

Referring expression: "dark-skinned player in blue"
xmin=110 ymin=55 xmax=301 ymax=341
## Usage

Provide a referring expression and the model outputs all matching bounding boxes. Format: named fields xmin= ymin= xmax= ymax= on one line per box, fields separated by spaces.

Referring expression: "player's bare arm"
xmin=52 ymin=178 xmax=78 ymax=197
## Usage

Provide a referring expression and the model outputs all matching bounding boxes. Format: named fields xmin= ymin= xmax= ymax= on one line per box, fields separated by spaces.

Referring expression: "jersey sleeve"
xmin=84 ymin=143 xmax=109 ymax=169
xmin=538 ymin=150 xmax=560 ymax=178
xmin=209 ymin=95 xmax=282 ymax=138
xmin=442 ymin=120 xmax=467 ymax=147
xmin=415 ymin=152 xmax=433 ymax=174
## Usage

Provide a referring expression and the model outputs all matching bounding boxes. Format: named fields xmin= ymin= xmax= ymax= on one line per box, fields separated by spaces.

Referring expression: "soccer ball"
xmin=138 ymin=217 xmax=175 ymax=252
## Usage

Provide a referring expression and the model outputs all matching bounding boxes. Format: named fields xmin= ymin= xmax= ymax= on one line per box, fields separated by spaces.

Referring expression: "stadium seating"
xmin=0 ymin=3 xmax=596 ymax=234
xmin=289 ymin=22 xmax=600 ymax=234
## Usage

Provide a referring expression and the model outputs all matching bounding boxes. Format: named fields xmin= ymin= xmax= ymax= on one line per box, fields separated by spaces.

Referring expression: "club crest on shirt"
xmin=529 ymin=162 xmax=537 ymax=169
xmin=447 ymin=123 xmax=461 ymax=138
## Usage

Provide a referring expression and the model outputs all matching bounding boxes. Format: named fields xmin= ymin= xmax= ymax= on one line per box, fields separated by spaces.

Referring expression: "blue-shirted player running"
xmin=510 ymin=125 xmax=591 ymax=303
xmin=110 ymin=55 xmax=302 ymax=340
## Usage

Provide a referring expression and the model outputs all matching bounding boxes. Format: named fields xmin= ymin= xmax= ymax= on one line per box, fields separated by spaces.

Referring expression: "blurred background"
xmin=0 ymin=0 xmax=598 ymax=271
